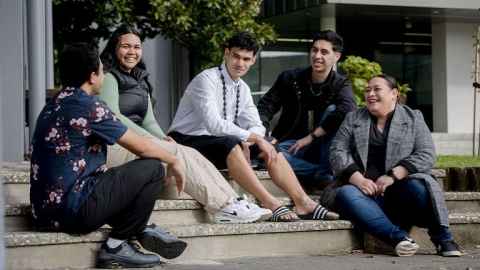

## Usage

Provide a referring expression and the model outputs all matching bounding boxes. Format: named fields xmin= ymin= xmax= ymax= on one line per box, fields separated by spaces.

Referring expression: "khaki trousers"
xmin=107 ymin=138 xmax=237 ymax=213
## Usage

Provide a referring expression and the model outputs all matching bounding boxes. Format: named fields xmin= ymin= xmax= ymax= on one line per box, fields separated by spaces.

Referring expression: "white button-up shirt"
xmin=169 ymin=63 xmax=266 ymax=141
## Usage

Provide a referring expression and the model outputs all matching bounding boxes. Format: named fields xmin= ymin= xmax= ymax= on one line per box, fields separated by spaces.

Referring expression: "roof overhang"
xmin=326 ymin=0 xmax=480 ymax=9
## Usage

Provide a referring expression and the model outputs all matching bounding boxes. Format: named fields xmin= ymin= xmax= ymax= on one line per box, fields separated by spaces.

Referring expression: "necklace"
xmin=218 ymin=66 xmax=240 ymax=124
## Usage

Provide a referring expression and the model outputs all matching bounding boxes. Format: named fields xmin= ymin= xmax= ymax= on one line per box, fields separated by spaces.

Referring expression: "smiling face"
xmin=115 ymin=33 xmax=142 ymax=73
xmin=310 ymin=40 xmax=341 ymax=76
xmin=224 ymin=47 xmax=256 ymax=80
xmin=365 ymin=77 xmax=398 ymax=117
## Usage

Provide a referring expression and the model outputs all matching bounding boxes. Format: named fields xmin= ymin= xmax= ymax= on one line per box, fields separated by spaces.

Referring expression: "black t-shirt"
xmin=365 ymin=112 xmax=394 ymax=180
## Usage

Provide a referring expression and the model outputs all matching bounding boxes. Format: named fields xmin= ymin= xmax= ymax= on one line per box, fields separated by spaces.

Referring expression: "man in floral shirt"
xmin=30 ymin=43 xmax=187 ymax=268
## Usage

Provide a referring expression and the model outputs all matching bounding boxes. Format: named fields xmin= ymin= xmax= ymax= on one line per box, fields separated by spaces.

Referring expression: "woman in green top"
xmin=99 ymin=25 xmax=271 ymax=224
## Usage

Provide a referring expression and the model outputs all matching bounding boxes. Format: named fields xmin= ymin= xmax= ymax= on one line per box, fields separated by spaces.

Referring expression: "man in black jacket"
xmin=258 ymin=30 xmax=356 ymax=186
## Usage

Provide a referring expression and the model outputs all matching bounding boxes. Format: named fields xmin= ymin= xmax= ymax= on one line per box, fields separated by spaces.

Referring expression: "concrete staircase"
xmin=2 ymin=162 xmax=480 ymax=269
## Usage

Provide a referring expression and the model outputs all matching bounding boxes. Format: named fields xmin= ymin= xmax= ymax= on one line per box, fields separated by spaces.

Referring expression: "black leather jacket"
xmin=258 ymin=67 xmax=356 ymax=141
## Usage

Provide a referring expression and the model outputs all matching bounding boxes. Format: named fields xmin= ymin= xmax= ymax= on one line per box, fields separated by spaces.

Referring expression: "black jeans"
xmin=65 ymin=158 xmax=165 ymax=239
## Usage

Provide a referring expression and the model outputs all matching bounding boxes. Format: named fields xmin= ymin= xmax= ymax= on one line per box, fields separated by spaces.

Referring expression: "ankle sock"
xmin=106 ymin=237 xmax=125 ymax=248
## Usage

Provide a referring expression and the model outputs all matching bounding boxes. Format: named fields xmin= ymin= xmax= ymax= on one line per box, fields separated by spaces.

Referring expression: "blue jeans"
xmin=335 ymin=179 xmax=453 ymax=246
xmin=277 ymin=105 xmax=335 ymax=183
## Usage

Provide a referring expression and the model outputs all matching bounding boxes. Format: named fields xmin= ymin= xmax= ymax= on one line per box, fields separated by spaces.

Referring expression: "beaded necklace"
xmin=218 ymin=66 xmax=240 ymax=124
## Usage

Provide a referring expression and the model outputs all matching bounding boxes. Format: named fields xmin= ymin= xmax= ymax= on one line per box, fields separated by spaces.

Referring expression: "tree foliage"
xmin=52 ymin=0 xmax=275 ymax=75
xmin=339 ymin=56 xmax=411 ymax=106
xmin=148 ymin=0 xmax=276 ymax=72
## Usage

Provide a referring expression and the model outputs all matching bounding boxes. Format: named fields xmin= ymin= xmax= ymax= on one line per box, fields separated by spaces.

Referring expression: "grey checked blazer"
xmin=322 ymin=104 xmax=449 ymax=226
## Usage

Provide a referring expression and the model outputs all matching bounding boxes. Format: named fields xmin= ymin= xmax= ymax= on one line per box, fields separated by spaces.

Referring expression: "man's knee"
xmin=133 ymin=158 xmax=165 ymax=182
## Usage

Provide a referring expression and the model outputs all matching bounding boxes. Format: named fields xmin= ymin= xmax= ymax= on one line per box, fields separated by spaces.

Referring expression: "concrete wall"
xmin=432 ymin=21 xmax=479 ymax=134
xmin=0 ymin=0 xmax=25 ymax=161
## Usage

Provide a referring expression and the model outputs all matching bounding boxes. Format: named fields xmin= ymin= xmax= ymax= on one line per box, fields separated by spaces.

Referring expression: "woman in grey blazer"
xmin=324 ymin=74 xmax=461 ymax=257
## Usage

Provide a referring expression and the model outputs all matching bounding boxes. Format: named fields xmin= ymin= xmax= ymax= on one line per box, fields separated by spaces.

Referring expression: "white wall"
xmin=432 ymin=21 xmax=479 ymax=134
xmin=446 ymin=22 xmax=478 ymax=134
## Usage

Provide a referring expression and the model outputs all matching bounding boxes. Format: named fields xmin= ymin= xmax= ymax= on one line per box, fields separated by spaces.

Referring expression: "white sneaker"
xmin=236 ymin=195 xmax=272 ymax=221
xmin=213 ymin=197 xmax=272 ymax=224
xmin=395 ymin=237 xmax=419 ymax=257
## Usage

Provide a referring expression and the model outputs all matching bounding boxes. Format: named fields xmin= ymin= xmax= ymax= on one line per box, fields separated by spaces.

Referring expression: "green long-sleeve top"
xmin=98 ymin=73 xmax=166 ymax=139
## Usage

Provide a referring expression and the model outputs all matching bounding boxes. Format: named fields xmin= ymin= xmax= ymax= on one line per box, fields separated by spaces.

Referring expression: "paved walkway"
xmin=162 ymin=249 xmax=480 ymax=270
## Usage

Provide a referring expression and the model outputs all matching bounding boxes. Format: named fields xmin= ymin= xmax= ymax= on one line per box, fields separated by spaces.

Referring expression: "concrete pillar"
xmin=431 ymin=22 xmax=448 ymax=132
xmin=142 ymin=35 xmax=174 ymax=130
xmin=432 ymin=21 xmax=479 ymax=133
xmin=45 ymin=0 xmax=54 ymax=89
xmin=1 ymin=0 xmax=25 ymax=161
xmin=319 ymin=4 xmax=336 ymax=31
xmin=27 ymin=0 xmax=46 ymax=137
xmin=0 ymin=42 xmax=5 ymax=270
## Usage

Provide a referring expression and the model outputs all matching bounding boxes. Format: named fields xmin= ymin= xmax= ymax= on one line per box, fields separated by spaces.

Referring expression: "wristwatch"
xmin=309 ymin=132 xmax=318 ymax=140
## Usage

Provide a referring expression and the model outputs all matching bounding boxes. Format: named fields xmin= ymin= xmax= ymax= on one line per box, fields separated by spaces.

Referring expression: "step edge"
xmin=6 ymin=212 xmax=480 ymax=248
xmin=1 ymin=168 xmax=450 ymax=184
xmin=5 ymin=220 xmax=354 ymax=247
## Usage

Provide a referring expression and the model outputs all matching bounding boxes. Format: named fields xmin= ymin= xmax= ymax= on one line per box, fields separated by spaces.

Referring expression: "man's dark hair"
xmin=373 ymin=74 xmax=398 ymax=89
xmin=100 ymin=24 xmax=146 ymax=72
xmin=312 ymin=30 xmax=344 ymax=53
xmin=225 ymin=32 xmax=259 ymax=55
xmin=59 ymin=42 xmax=100 ymax=87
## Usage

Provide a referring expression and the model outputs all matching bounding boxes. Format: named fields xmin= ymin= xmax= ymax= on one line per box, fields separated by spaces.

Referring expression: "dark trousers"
xmin=169 ymin=132 xmax=257 ymax=169
xmin=65 ymin=159 xmax=165 ymax=239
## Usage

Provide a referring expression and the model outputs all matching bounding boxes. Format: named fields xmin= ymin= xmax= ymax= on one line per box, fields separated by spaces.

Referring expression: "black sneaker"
xmin=96 ymin=242 xmax=161 ymax=269
xmin=138 ymin=224 xmax=187 ymax=259
xmin=437 ymin=240 xmax=462 ymax=257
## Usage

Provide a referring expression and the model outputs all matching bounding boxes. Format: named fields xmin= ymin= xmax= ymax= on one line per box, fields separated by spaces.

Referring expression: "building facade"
xmin=1 ymin=0 xmax=480 ymax=161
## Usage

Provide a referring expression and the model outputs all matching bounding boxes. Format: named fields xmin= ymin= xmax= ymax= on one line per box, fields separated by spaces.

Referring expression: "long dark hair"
xmin=100 ymin=24 xmax=147 ymax=72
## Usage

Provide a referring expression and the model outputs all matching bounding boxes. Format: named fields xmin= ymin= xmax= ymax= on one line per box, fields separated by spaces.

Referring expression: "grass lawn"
xmin=436 ymin=155 xmax=480 ymax=168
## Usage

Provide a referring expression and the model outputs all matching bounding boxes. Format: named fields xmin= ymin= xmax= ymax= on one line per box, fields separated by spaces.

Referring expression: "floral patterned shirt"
xmin=30 ymin=87 xmax=127 ymax=230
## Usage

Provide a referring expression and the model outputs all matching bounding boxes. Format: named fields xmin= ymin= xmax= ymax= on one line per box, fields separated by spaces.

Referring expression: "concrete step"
xmin=5 ymin=192 xmax=480 ymax=232
xmin=6 ymin=213 xmax=480 ymax=270
xmin=6 ymin=220 xmax=357 ymax=269
xmin=2 ymin=196 xmax=322 ymax=232
xmin=0 ymin=164 xmax=448 ymax=205
xmin=5 ymin=199 xmax=208 ymax=232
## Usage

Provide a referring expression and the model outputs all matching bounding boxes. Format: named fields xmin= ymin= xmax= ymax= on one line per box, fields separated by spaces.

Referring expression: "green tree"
xmin=339 ymin=56 xmax=411 ymax=106
xmin=148 ymin=0 xmax=276 ymax=74
xmin=53 ymin=0 xmax=275 ymax=79
xmin=52 ymin=0 xmax=163 ymax=84
xmin=52 ymin=0 xmax=162 ymax=47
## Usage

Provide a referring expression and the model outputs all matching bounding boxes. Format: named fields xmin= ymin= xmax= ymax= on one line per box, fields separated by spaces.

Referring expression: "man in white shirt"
xmin=169 ymin=32 xmax=338 ymax=222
